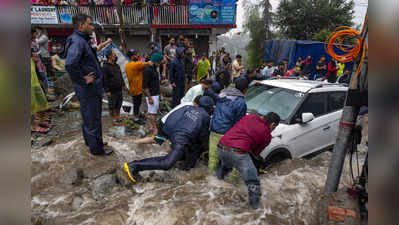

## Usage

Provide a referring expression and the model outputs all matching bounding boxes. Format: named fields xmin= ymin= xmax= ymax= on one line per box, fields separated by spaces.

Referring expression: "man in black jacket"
xmin=123 ymin=96 xmax=215 ymax=183
xmin=184 ymin=47 xmax=194 ymax=92
xmin=272 ymin=62 xmax=285 ymax=78
xmin=337 ymin=68 xmax=351 ymax=84
xmin=102 ymin=50 xmax=124 ymax=125
xmin=204 ymin=70 xmax=230 ymax=103
xmin=170 ymin=47 xmax=186 ymax=108
xmin=64 ymin=13 xmax=113 ymax=155
xmin=142 ymin=53 xmax=163 ymax=135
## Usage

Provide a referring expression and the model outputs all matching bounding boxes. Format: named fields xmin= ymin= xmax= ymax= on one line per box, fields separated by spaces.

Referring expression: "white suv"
xmin=245 ymin=79 xmax=348 ymax=163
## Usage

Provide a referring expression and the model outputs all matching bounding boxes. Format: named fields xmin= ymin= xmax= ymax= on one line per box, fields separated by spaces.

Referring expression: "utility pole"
xmin=324 ymin=12 xmax=368 ymax=193
xmin=114 ymin=0 xmax=127 ymax=52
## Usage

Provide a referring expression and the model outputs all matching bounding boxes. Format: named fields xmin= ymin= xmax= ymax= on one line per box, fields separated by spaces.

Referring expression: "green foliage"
xmin=244 ymin=0 xmax=273 ymax=68
xmin=245 ymin=9 xmax=265 ymax=68
xmin=312 ymin=29 xmax=332 ymax=42
xmin=275 ymin=0 xmax=354 ymax=40
xmin=122 ymin=119 xmax=139 ymax=130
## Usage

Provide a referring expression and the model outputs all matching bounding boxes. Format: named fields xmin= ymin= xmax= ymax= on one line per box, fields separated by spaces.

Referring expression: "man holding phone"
xmin=64 ymin=13 xmax=113 ymax=155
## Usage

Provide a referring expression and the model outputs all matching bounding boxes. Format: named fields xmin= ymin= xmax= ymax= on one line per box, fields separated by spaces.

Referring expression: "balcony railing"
xmin=151 ymin=5 xmax=189 ymax=25
xmin=53 ymin=5 xmax=190 ymax=26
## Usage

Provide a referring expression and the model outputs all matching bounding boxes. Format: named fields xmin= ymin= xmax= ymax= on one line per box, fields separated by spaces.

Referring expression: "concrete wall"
xmin=125 ymin=35 xmax=152 ymax=56
xmin=98 ymin=34 xmax=151 ymax=57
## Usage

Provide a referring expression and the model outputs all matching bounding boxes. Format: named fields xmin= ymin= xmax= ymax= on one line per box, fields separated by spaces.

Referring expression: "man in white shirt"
xmin=180 ymin=79 xmax=212 ymax=104
xmin=261 ymin=60 xmax=276 ymax=80
xmin=231 ymin=55 xmax=245 ymax=82
xmin=35 ymin=27 xmax=54 ymax=79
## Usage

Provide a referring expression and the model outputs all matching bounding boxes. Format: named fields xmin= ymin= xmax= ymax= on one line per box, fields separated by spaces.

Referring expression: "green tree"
xmin=312 ymin=29 xmax=332 ymax=42
xmin=275 ymin=0 xmax=354 ymax=40
xmin=243 ymin=0 xmax=273 ymax=68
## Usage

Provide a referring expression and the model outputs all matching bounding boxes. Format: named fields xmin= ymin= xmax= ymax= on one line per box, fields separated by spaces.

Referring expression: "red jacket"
xmin=219 ymin=114 xmax=272 ymax=156
xmin=327 ymin=62 xmax=338 ymax=76
xmin=284 ymin=69 xmax=294 ymax=77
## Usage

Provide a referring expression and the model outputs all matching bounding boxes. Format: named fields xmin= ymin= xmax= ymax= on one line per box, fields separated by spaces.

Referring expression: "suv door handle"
xmin=323 ymin=126 xmax=331 ymax=131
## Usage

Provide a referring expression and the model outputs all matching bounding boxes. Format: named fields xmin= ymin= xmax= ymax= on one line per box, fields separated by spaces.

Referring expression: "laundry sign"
xmin=31 ymin=6 xmax=59 ymax=24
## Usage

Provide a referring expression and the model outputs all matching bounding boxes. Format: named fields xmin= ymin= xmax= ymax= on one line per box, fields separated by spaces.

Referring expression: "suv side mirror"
xmin=301 ymin=113 xmax=315 ymax=123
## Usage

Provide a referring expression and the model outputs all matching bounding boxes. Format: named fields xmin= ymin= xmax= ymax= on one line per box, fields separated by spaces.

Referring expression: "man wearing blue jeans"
xmin=207 ymin=78 xmax=248 ymax=174
xmin=217 ymin=112 xmax=280 ymax=209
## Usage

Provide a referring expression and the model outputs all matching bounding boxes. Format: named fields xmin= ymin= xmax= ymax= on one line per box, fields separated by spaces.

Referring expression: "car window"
xmin=296 ymin=93 xmax=327 ymax=118
xmin=327 ymin=92 xmax=346 ymax=113
xmin=245 ymin=84 xmax=305 ymax=122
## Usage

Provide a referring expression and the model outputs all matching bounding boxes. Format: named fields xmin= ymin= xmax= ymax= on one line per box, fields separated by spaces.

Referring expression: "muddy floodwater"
xmin=31 ymin=109 xmax=366 ymax=225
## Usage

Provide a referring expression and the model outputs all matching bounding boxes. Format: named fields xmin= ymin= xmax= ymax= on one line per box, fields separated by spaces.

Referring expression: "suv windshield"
xmin=245 ymin=84 xmax=305 ymax=122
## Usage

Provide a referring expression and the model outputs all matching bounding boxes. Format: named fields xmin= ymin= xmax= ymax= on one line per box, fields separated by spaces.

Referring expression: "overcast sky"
xmin=231 ymin=0 xmax=368 ymax=34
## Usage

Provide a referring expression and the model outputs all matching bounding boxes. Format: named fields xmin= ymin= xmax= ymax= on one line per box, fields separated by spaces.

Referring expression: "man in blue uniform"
xmin=170 ymin=47 xmax=186 ymax=108
xmin=123 ymin=96 xmax=215 ymax=182
xmin=64 ymin=13 xmax=113 ymax=155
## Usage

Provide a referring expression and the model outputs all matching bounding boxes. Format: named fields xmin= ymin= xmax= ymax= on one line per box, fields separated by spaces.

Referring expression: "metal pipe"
xmin=324 ymin=105 xmax=359 ymax=193
xmin=324 ymin=16 xmax=368 ymax=193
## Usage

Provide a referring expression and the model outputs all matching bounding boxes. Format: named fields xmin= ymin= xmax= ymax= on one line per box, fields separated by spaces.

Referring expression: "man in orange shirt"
xmin=125 ymin=49 xmax=148 ymax=125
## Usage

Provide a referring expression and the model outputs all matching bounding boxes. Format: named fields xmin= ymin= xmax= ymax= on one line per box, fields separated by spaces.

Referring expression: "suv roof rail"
xmin=307 ymin=82 xmax=346 ymax=93
xmin=314 ymin=83 xmax=346 ymax=88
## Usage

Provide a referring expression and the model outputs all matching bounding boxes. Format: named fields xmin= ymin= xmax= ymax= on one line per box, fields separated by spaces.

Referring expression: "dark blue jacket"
xmin=169 ymin=47 xmax=186 ymax=86
xmin=64 ymin=30 xmax=104 ymax=99
xmin=163 ymin=105 xmax=211 ymax=146
xmin=204 ymin=80 xmax=224 ymax=103
xmin=210 ymin=87 xmax=247 ymax=134
xmin=236 ymin=73 xmax=255 ymax=84
xmin=211 ymin=81 xmax=224 ymax=94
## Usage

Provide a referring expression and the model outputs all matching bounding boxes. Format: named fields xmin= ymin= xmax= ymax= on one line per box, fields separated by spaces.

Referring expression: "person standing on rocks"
xmin=163 ymin=37 xmax=177 ymax=79
xmin=196 ymin=53 xmax=211 ymax=82
xmin=64 ymin=13 xmax=113 ymax=155
xmin=169 ymin=47 xmax=186 ymax=108
xmin=142 ymin=53 xmax=163 ymax=135
xmin=35 ymin=27 xmax=54 ymax=80
xmin=183 ymin=46 xmax=194 ymax=92
xmin=148 ymin=42 xmax=162 ymax=57
xmin=102 ymin=50 xmax=124 ymax=126
xmin=217 ymin=112 xmax=280 ymax=209
xmin=123 ymin=96 xmax=215 ymax=182
xmin=125 ymin=49 xmax=148 ymax=125
xmin=231 ymin=54 xmax=245 ymax=83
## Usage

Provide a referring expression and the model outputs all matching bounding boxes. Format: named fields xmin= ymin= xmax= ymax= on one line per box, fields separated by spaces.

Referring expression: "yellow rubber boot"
xmin=123 ymin=163 xmax=136 ymax=183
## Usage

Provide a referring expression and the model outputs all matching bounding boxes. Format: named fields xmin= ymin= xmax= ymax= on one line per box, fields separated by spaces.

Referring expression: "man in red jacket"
xmin=217 ymin=112 xmax=280 ymax=209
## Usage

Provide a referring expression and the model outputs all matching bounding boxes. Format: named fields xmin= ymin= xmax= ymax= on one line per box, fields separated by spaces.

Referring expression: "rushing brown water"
xmin=31 ymin=130 xmax=365 ymax=225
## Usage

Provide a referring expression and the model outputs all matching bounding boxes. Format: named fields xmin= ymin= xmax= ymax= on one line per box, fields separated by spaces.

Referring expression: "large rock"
xmin=61 ymin=168 xmax=84 ymax=186
xmin=90 ymin=174 xmax=117 ymax=200
xmin=53 ymin=74 xmax=73 ymax=97
xmin=115 ymin=169 xmax=133 ymax=188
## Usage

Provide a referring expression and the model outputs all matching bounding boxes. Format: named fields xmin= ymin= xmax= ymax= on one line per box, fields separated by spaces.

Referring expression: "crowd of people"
xmin=256 ymin=55 xmax=351 ymax=84
xmin=31 ymin=0 xmax=188 ymax=6
xmin=31 ymin=27 xmax=54 ymax=134
xmin=31 ymin=12 xmax=355 ymax=209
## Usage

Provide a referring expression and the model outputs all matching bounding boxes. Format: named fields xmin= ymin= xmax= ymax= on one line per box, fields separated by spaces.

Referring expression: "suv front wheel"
xmin=263 ymin=149 xmax=292 ymax=170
